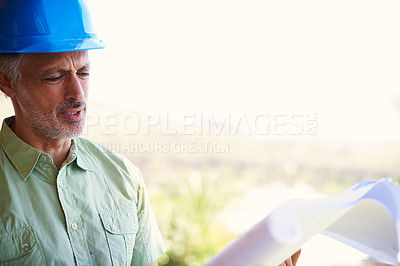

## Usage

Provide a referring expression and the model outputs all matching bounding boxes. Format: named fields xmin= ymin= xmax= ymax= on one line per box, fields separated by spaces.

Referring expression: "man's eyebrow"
xmin=78 ymin=64 xmax=91 ymax=71
xmin=38 ymin=63 xmax=91 ymax=76
xmin=38 ymin=66 xmax=66 ymax=76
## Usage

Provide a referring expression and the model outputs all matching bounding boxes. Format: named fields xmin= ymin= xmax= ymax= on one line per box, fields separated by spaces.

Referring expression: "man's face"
xmin=13 ymin=51 xmax=90 ymax=140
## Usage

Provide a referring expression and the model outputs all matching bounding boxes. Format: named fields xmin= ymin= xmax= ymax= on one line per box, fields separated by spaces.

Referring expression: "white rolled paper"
xmin=206 ymin=178 xmax=400 ymax=266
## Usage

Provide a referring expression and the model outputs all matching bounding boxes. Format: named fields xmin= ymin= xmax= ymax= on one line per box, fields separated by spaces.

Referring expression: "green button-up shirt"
xmin=0 ymin=117 xmax=165 ymax=266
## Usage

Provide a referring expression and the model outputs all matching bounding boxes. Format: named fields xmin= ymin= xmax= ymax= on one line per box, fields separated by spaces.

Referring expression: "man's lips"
xmin=59 ymin=108 xmax=85 ymax=121
xmin=61 ymin=108 xmax=82 ymax=115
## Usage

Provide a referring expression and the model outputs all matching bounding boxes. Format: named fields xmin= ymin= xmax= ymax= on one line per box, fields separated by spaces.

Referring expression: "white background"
xmin=86 ymin=0 xmax=400 ymax=141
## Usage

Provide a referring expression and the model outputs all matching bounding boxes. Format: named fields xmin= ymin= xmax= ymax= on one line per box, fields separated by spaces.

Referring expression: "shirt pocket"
xmin=99 ymin=210 xmax=138 ymax=266
xmin=0 ymin=226 xmax=45 ymax=266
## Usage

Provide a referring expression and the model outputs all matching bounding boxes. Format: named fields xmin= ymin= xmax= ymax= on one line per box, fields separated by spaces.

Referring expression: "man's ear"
xmin=0 ymin=72 xmax=16 ymax=97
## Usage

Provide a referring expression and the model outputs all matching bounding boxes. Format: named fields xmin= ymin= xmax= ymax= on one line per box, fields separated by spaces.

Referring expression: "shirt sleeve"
xmin=124 ymin=157 xmax=166 ymax=266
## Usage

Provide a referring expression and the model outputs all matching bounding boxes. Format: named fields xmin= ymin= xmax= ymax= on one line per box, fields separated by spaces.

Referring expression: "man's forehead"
xmin=22 ymin=51 xmax=90 ymax=71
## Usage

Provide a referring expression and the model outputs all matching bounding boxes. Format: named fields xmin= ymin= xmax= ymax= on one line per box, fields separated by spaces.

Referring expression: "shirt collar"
xmin=63 ymin=139 xmax=93 ymax=172
xmin=0 ymin=117 xmax=41 ymax=181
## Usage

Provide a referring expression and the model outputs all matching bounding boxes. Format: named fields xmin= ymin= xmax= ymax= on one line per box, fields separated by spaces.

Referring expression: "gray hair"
xmin=0 ymin=53 xmax=27 ymax=84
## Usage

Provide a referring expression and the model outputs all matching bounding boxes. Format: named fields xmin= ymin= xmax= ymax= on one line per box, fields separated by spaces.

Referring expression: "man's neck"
xmin=11 ymin=120 xmax=71 ymax=170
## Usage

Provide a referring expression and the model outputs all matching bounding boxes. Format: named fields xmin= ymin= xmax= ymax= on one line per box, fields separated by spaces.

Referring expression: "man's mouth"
xmin=57 ymin=100 xmax=87 ymax=122
xmin=59 ymin=108 xmax=85 ymax=122
xmin=65 ymin=111 xmax=80 ymax=115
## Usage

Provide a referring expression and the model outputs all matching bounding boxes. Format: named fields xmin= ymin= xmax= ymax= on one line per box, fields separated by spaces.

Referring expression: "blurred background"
xmin=2 ymin=0 xmax=400 ymax=265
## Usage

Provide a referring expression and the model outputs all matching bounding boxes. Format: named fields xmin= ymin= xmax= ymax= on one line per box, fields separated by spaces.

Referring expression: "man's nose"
xmin=65 ymin=75 xmax=86 ymax=101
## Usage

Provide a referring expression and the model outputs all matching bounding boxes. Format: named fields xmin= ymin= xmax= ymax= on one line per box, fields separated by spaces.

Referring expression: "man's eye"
xmin=45 ymin=76 xmax=62 ymax=82
xmin=78 ymin=72 xmax=90 ymax=78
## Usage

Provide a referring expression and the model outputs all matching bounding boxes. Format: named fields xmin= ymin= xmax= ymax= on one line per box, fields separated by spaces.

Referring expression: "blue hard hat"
xmin=0 ymin=0 xmax=105 ymax=53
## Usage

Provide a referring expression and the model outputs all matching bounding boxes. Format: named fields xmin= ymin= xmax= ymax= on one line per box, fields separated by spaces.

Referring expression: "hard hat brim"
xmin=0 ymin=35 xmax=105 ymax=53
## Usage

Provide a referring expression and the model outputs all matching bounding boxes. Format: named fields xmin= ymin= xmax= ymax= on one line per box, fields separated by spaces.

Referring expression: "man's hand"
xmin=147 ymin=249 xmax=301 ymax=266
xmin=280 ymin=249 xmax=301 ymax=266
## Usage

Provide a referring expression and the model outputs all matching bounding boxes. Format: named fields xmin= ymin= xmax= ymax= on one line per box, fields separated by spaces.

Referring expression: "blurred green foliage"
xmin=150 ymin=170 xmax=240 ymax=266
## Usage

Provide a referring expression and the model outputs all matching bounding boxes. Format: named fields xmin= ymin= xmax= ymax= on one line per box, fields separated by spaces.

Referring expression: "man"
xmin=0 ymin=0 xmax=165 ymax=265
xmin=0 ymin=1 xmax=301 ymax=266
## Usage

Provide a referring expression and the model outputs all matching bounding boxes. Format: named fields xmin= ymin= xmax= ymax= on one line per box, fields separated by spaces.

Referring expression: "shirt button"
xmin=22 ymin=243 xmax=30 ymax=251
xmin=71 ymin=223 xmax=78 ymax=230
xmin=112 ymin=224 xmax=117 ymax=230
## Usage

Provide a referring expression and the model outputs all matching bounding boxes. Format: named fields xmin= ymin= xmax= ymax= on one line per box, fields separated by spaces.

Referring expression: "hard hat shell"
xmin=0 ymin=0 xmax=105 ymax=53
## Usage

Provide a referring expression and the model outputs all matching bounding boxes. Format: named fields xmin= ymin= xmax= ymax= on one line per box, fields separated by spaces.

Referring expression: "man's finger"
xmin=291 ymin=249 xmax=301 ymax=265
xmin=284 ymin=258 xmax=294 ymax=266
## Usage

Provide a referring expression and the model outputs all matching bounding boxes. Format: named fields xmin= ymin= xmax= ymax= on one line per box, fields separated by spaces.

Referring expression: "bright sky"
xmin=86 ymin=0 xmax=400 ymax=141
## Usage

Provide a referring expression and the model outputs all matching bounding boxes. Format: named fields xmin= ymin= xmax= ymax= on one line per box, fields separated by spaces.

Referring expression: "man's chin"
xmin=55 ymin=130 xmax=84 ymax=140
xmin=56 ymin=120 xmax=86 ymax=139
